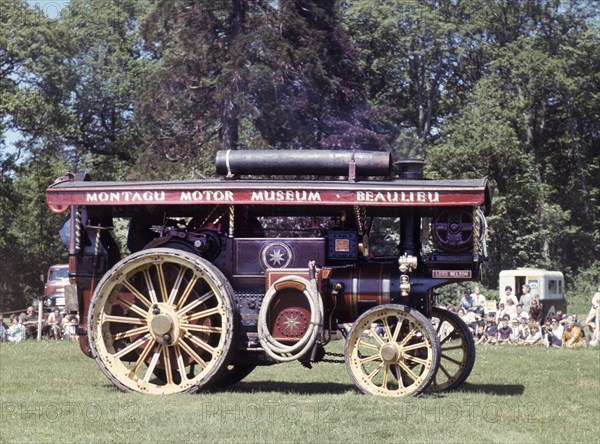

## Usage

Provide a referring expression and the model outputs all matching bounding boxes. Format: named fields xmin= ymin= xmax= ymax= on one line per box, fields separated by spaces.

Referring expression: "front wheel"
xmin=345 ymin=304 xmax=440 ymax=397
xmin=88 ymin=248 xmax=238 ymax=394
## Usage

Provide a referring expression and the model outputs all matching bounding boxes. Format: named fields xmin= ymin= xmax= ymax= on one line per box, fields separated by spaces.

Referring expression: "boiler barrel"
xmin=216 ymin=150 xmax=391 ymax=177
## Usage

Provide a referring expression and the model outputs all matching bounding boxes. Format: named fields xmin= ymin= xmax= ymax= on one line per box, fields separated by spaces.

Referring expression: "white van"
xmin=499 ymin=268 xmax=567 ymax=317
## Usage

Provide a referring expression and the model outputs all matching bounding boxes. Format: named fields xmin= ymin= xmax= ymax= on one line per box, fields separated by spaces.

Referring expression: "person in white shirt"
xmin=524 ymin=324 xmax=542 ymax=345
xmin=513 ymin=304 xmax=530 ymax=321
xmin=500 ymin=286 xmax=519 ymax=307
xmin=471 ymin=286 xmax=486 ymax=317
xmin=7 ymin=314 xmax=26 ymax=343
xmin=504 ymin=298 xmax=518 ymax=320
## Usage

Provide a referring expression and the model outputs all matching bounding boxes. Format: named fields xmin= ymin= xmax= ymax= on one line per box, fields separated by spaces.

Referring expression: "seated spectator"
xmin=460 ymin=289 xmax=475 ymax=313
xmin=513 ymin=304 xmax=530 ymax=322
xmin=18 ymin=306 xmax=38 ymax=338
xmin=509 ymin=318 xmax=521 ymax=343
xmin=7 ymin=314 xmax=27 ymax=343
xmin=0 ymin=313 xmax=7 ymax=342
xmin=497 ymin=319 xmax=512 ymax=344
xmin=517 ymin=317 xmax=530 ymax=342
xmin=524 ymin=324 xmax=542 ymax=345
xmin=562 ymin=318 xmax=587 ymax=348
xmin=495 ymin=302 xmax=507 ymax=323
xmin=485 ymin=320 xmax=498 ymax=345
xmin=544 ymin=317 xmax=563 ymax=348
xmin=504 ymin=298 xmax=517 ymax=320
xmin=62 ymin=315 xmax=79 ymax=341
xmin=474 ymin=319 xmax=487 ymax=345
xmin=46 ymin=308 xmax=63 ymax=340
xmin=471 ymin=286 xmax=486 ymax=317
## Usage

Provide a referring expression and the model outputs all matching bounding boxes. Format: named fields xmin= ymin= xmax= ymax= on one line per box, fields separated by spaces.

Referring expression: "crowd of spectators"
xmin=0 ymin=307 xmax=79 ymax=343
xmin=446 ymin=285 xmax=599 ymax=348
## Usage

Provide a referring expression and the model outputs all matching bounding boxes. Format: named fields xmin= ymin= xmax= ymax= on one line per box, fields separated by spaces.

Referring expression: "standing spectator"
xmin=19 ymin=306 xmax=38 ymax=338
xmin=471 ymin=286 xmax=486 ymax=317
xmin=0 ymin=313 xmax=7 ymax=342
xmin=529 ymin=297 xmax=544 ymax=326
xmin=497 ymin=319 xmax=513 ymax=344
xmin=7 ymin=314 xmax=27 ymax=343
xmin=500 ymin=286 xmax=519 ymax=307
xmin=562 ymin=318 xmax=587 ymax=348
xmin=585 ymin=287 xmax=600 ymax=347
xmin=460 ymin=288 xmax=475 ymax=312
xmin=520 ymin=284 xmax=533 ymax=314
xmin=46 ymin=308 xmax=63 ymax=340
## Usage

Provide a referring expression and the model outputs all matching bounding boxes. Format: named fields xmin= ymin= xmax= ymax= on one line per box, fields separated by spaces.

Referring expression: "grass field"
xmin=1 ymin=339 xmax=598 ymax=443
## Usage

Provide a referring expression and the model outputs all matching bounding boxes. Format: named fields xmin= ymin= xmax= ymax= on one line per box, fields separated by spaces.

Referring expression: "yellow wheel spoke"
xmin=166 ymin=266 xmax=187 ymax=306
xmin=129 ymin=337 xmax=156 ymax=376
xmin=143 ymin=345 xmax=162 ymax=383
xmin=113 ymin=334 xmax=151 ymax=359
xmin=181 ymin=324 xmax=222 ymax=334
xmin=142 ymin=269 xmax=159 ymax=304
xmin=174 ymin=345 xmax=188 ymax=382
xmin=401 ymin=341 xmax=428 ymax=352
xmin=397 ymin=361 xmax=420 ymax=383
xmin=185 ymin=332 xmax=216 ymax=355
xmin=102 ymin=314 xmax=145 ymax=325
xmin=359 ymin=354 xmax=381 ymax=365
xmin=121 ymin=280 xmax=153 ymax=309
xmin=391 ymin=319 xmax=402 ymax=342
xmin=177 ymin=290 xmax=214 ymax=316
xmin=163 ymin=345 xmax=174 ymax=385
xmin=404 ymin=354 xmax=429 ymax=366
xmin=113 ymin=326 xmax=149 ymax=341
xmin=399 ymin=328 xmax=417 ymax=347
xmin=175 ymin=275 xmax=200 ymax=310
xmin=116 ymin=296 xmax=148 ymax=318
xmin=383 ymin=318 xmax=393 ymax=340
xmin=187 ymin=306 xmax=221 ymax=322
xmin=178 ymin=338 xmax=208 ymax=369
xmin=369 ymin=326 xmax=386 ymax=346
xmin=367 ymin=361 xmax=384 ymax=380
xmin=357 ymin=338 xmax=380 ymax=351
xmin=155 ymin=263 xmax=169 ymax=303
xmin=381 ymin=364 xmax=390 ymax=389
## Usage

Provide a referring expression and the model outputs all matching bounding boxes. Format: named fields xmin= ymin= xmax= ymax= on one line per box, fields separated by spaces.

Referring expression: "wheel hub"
xmin=380 ymin=343 xmax=400 ymax=363
xmin=151 ymin=314 xmax=173 ymax=335
xmin=148 ymin=303 xmax=181 ymax=345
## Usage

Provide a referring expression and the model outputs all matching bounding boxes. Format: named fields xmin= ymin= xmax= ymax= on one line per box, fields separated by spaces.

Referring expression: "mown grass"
xmin=1 ymin=339 xmax=598 ymax=443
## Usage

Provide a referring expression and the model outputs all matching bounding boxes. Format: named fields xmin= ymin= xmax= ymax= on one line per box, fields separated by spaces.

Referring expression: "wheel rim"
xmin=345 ymin=304 xmax=440 ymax=397
xmin=88 ymin=248 xmax=237 ymax=394
xmin=429 ymin=307 xmax=475 ymax=391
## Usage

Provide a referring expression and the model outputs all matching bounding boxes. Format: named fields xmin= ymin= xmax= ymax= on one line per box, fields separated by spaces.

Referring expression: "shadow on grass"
xmin=220 ymin=380 xmax=355 ymax=394
xmin=457 ymin=382 xmax=525 ymax=396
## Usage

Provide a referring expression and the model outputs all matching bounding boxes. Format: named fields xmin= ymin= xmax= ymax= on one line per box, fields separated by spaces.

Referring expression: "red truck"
xmin=42 ymin=264 xmax=69 ymax=311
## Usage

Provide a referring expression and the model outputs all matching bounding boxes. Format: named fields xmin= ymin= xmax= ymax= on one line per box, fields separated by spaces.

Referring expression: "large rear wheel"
xmin=88 ymin=248 xmax=237 ymax=394
xmin=345 ymin=304 xmax=440 ymax=397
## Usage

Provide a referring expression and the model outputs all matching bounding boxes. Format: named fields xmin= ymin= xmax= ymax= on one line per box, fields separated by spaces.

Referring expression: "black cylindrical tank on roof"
xmin=215 ymin=150 xmax=391 ymax=177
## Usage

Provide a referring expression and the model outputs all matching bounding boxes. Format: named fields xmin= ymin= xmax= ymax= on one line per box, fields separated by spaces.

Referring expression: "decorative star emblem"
xmin=283 ymin=315 xmax=300 ymax=334
xmin=269 ymin=248 xmax=286 ymax=265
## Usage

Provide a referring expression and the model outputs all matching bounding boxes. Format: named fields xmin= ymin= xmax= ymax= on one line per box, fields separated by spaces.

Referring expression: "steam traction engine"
xmin=46 ymin=150 xmax=491 ymax=397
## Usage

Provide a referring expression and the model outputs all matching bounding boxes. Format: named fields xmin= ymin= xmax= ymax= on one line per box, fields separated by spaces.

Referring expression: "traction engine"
xmin=46 ymin=150 xmax=491 ymax=397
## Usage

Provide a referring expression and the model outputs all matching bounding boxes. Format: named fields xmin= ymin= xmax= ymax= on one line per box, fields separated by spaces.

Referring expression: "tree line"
xmin=1 ymin=0 xmax=598 ymax=309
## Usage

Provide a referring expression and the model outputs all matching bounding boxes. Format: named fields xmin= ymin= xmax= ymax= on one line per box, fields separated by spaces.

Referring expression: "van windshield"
xmin=49 ymin=268 xmax=68 ymax=281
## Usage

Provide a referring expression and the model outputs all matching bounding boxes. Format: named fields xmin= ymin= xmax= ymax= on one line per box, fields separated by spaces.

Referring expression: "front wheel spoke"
xmin=116 ymin=296 xmax=148 ymax=318
xmin=113 ymin=334 xmax=151 ymax=359
xmin=381 ymin=364 xmax=391 ymax=388
xmin=177 ymin=290 xmax=214 ymax=316
xmin=181 ymin=324 xmax=222 ymax=334
xmin=441 ymin=353 xmax=463 ymax=366
xmin=359 ymin=353 xmax=381 ymax=365
xmin=186 ymin=306 xmax=221 ymax=322
xmin=404 ymin=354 xmax=429 ymax=366
xmin=438 ymin=363 xmax=453 ymax=380
xmin=401 ymin=340 xmax=428 ymax=352
xmin=439 ymin=331 xmax=455 ymax=346
xmin=357 ymin=338 xmax=380 ymax=351
xmin=184 ymin=332 xmax=216 ymax=355
xmin=391 ymin=319 xmax=403 ymax=342
xmin=397 ymin=361 xmax=420 ymax=383
xmin=103 ymin=314 xmax=145 ymax=325
xmin=113 ymin=325 xmax=149 ymax=341
xmin=163 ymin=345 xmax=174 ymax=385
xmin=441 ymin=344 xmax=465 ymax=352
xmin=178 ymin=338 xmax=208 ymax=369
xmin=130 ymin=337 xmax=156 ymax=375
xmin=121 ymin=280 xmax=153 ymax=309
xmin=167 ymin=266 xmax=186 ymax=306
xmin=399 ymin=328 xmax=417 ymax=347
xmin=369 ymin=326 xmax=386 ymax=346
xmin=367 ymin=361 xmax=385 ymax=380
xmin=382 ymin=318 xmax=393 ymax=340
